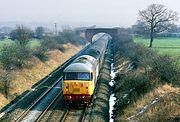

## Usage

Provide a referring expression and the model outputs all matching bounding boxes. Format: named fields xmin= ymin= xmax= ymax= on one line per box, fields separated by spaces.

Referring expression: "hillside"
xmin=0 ymin=43 xmax=83 ymax=109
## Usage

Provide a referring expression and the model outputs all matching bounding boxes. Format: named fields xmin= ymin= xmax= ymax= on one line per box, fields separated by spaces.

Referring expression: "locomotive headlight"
xmin=86 ymin=83 xmax=88 ymax=89
xmin=65 ymin=83 xmax=68 ymax=88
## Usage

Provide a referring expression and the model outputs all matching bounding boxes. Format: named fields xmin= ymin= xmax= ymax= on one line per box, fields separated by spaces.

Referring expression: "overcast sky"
xmin=1 ymin=0 xmax=180 ymax=27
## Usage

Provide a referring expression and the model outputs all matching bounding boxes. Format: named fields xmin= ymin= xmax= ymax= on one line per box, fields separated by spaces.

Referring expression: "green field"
xmin=134 ymin=37 xmax=180 ymax=58
xmin=134 ymin=37 xmax=180 ymax=66
xmin=28 ymin=39 xmax=41 ymax=49
xmin=0 ymin=39 xmax=40 ymax=51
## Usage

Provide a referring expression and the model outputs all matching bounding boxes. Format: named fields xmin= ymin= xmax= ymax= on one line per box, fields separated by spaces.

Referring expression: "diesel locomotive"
xmin=62 ymin=34 xmax=111 ymax=103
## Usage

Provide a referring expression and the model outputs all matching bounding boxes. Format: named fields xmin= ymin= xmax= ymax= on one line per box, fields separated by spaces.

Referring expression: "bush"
xmin=151 ymin=55 xmax=180 ymax=85
xmin=0 ymin=43 xmax=32 ymax=69
xmin=42 ymin=36 xmax=58 ymax=50
xmin=55 ymin=31 xmax=86 ymax=45
xmin=0 ymin=43 xmax=32 ymax=98
xmin=15 ymin=45 xmax=32 ymax=68
xmin=10 ymin=25 xmax=34 ymax=45
xmin=56 ymin=45 xmax=66 ymax=52
xmin=116 ymin=72 xmax=150 ymax=94
xmin=0 ymin=44 xmax=17 ymax=70
xmin=114 ymin=35 xmax=180 ymax=86
xmin=33 ymin=46 xmax=48 ymax=61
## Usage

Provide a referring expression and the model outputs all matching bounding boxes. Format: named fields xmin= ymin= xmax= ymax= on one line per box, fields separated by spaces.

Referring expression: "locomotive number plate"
xmin=74 ymin=88 xmax=80 ymax=92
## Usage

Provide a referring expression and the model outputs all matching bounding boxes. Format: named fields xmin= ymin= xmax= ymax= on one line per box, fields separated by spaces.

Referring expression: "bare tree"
xmin=10 ymin=25 xmax=34 ymax=47
xmin=9 ymin=25 xmax=33 ymax=68
xmin=138 ymin=4 xmax=179 ymax=47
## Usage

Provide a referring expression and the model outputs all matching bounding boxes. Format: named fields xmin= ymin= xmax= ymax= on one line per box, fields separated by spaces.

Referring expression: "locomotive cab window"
xmin=64 ymin=72 xmax=93 ymax=81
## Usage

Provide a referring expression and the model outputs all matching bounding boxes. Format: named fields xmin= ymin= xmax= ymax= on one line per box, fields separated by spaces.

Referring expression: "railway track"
xmin=35 ymin=90 xmax=63 ymax=122
xmin=15 ymin=77 xmax=63 ymax=122
xmin=15 ymin=85 xmax=89 ymax=122
xmin=61 ymin=105 xmax=88 ymax=122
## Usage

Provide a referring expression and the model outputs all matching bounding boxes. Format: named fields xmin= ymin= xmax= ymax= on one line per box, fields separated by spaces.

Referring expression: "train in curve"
xmin=62 ymin=34 xmax=112 ymax=104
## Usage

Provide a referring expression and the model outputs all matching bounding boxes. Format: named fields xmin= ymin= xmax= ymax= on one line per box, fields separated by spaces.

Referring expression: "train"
xmin=62 ymin=34 xmax=112 ymax=104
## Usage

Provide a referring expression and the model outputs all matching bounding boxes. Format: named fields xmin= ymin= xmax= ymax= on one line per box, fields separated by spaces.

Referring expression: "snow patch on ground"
xmin=109 ymin=63 xmax=117 ymax=122
xmin=110 ymin=63 xmax=119 ymax=80
xmin=109 ymin=94 xmax=116 ymax=122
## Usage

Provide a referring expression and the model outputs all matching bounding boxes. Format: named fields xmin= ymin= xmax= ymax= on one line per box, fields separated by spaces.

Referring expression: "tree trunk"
xmin=149 ymin=37 xmax=153 ymax=48
xmin=149 ymin=28 xmax=154 ymax=48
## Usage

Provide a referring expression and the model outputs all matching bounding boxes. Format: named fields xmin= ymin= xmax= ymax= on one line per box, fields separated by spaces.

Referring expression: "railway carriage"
xmin=62 ymin=34 xmax=111 ymax=104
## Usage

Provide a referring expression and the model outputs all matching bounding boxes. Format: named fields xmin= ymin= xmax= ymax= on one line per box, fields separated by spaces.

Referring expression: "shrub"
xmin=0 ymin=44 xmax=17 ymax=70
xmin=33 ymin=46 xmax=48 ymax=61
xmin=10 ymin=25 xmax=34 ymax=46
xmin=55 ymin=31 xmax=86 ymax=45
xmin=151 ymin=55 xmax=180 ymax=85
xmin=42 ymin=36 xmax=58 ymax=50
xmin=56 ymin=45 xmax=66 ymax=52
xmin=116 ymin=72 xmax=150 ymax=94
xmin=0 ymin=43 xmax=32 ymax=69
xmin=114 ymin=35 xmax=180 ymax=86
xmin=15 ymin=45 xmax=32 ymax=68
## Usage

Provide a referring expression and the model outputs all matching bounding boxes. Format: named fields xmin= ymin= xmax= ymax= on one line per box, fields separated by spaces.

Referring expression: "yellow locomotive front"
xmin=62 ymin=55 xmax=98 ymax=103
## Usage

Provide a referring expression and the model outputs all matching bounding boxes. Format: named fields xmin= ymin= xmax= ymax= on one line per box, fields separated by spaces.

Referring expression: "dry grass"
xmin=116 ymin=83 xmax=180 ymax=122
xmin=0 ymin=94 xmax=9 ymax=109
xmin=0 ymin=43 xmax=82 ymax=109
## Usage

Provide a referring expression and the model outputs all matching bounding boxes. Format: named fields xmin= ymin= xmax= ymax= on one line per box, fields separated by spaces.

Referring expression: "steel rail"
xmin=79 ymin=105 xmax=88 ymax=122
xmin=35 ymin=90 xmax=63 ymax=122
xmin=14 ymin=76 xmax=62 ymax=122
xmin=60 ymin=109 xmax=69 ymax=122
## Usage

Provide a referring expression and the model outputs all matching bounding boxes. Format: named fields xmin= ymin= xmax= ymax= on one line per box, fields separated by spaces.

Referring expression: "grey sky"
xmin=1 ymin=0 xmax=180 ymax=27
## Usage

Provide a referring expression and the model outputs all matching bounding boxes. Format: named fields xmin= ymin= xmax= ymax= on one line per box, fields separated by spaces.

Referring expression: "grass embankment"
xmin=0 ymin=41 xmax=82 ymax=110
xmin=113 ymin=30 xmax=180 ymax=121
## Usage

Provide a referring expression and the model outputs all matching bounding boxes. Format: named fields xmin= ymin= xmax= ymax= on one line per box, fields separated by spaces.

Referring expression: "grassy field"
xmin=28 ymin=39 xmax=41 ymax=49
xmin=0 ymin=39 xmax=40 ymax=51
xmin=134 ymin=37 xmax=180 ymax=58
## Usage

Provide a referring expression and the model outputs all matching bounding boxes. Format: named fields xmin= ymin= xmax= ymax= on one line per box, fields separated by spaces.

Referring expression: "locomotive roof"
xmin=63 ymin=63 xmax=92 ymax=72
xmin=74 ymin=55 xmax=97 ymax=64
xmin=83 ymin=49 xmax=100 ymax=59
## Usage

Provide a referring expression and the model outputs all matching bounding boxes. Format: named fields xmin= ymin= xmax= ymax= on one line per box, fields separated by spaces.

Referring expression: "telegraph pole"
xmin=54 ymin=23 xmax=57 ymax=36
